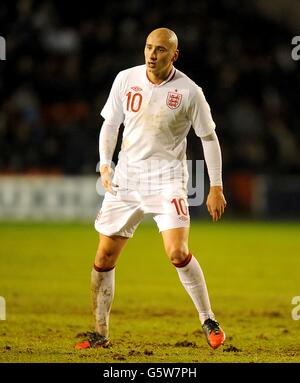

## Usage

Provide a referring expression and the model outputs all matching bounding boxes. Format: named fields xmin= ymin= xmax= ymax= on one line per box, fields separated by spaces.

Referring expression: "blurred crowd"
xmin=0 ymin=0 xmax=299 ymax=176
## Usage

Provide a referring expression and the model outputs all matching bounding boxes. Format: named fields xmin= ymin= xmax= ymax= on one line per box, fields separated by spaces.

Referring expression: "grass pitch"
xmin=0 ymin=221 xmax=300 ymax=363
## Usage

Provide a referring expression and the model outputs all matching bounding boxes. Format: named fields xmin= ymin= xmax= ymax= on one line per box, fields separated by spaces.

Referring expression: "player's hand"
xmin=100 ymin=165 xmax=118 ymax=195
xmin=206 ymin=186 xmax=227 ymax=222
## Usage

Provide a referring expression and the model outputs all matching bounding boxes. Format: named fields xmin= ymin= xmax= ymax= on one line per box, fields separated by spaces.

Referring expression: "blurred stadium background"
xmin=0 ymin=0 xmax=299 ymax=222
xmin=1 ymin=0 xmax=300 ymax=364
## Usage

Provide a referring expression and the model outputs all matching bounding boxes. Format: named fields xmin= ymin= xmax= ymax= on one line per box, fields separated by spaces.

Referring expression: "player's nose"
xmin=150 ymin=50 xmax=157 ymax=60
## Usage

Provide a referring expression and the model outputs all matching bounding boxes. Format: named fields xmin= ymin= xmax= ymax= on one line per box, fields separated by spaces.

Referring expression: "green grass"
xmin=0 ymin=221 xmax=300 ymax=363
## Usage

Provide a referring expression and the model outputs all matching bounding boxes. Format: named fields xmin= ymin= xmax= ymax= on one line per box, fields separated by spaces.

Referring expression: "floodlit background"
xmin=0 ymin=0 xmax=300 ymax=363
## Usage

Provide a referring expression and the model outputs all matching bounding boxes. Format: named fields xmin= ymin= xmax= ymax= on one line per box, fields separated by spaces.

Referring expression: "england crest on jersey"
xmin=166 ymin=91 xmax=182 ymax=109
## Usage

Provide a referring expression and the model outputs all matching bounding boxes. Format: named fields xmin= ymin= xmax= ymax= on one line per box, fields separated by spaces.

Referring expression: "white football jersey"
xmin=101 ymin=64 xmax=216 ymax=192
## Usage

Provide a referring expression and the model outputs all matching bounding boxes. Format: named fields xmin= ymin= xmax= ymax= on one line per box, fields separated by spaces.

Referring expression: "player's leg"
xmin=75 ymin=191 xmax=144 ymax=349
xmin=95 ymin=233 xmax=127 ymax=270
xmin=160 ymin=225 xmax=225 ymax=349
xmin=92 ymin=234 xmax=128 ymax=338
xmin=161 ymin=226 xmax=215 ymax=323
xmin=75 ymin=234 xmax=128 ymax=350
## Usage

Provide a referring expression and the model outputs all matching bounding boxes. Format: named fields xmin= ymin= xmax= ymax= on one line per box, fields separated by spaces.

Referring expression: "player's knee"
xmin=167 ymin=247 xmax=189 ymax=264
xmin=95 ymin=247 xmax=118 ymax=268
xmin=99 ymin=247 xmax=118 ymax=258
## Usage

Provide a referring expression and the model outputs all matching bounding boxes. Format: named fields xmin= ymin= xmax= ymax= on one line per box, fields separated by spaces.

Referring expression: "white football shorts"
xmin=94 ymin=187 xmax=190 ymax=238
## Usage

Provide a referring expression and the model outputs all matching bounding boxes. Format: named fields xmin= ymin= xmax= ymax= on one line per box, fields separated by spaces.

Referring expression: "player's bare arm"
xmin=100 ymin=164 xmax=118 ymax=195
xmin=99 ymin=117 xmax=121 ymax=195
xmin=206 ymin=186 xmax=227 ymax=222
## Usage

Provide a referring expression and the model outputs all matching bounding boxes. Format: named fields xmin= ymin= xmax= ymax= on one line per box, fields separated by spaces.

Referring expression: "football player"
xmin=75 ymin=28 xmax=226 ymax=350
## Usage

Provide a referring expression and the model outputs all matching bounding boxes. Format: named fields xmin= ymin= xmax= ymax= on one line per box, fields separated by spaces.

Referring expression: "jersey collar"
xmin=146 ymin=66 xmax=176 ymax=87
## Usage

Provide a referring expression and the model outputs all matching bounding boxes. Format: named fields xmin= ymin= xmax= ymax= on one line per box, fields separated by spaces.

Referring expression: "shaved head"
xmin=146 ymin=28 xmax=178 ymax=51
xmin=144 ymin=27 xmax=179 ymax=84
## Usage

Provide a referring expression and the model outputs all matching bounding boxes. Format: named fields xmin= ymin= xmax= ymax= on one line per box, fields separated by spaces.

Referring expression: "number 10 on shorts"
xmin=171 ymin=198 xmax=188 ymax=216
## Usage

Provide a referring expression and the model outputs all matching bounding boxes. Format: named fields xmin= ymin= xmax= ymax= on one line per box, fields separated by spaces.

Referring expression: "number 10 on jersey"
xmin=126 ymin=92 xmax=142 ymax=112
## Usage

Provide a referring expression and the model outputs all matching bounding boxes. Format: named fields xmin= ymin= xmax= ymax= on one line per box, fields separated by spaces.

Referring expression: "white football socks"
xmin=175 ymin=255 xmax=215 ymax=325
xmin=91 ymin=267 xmax=115 ymax=338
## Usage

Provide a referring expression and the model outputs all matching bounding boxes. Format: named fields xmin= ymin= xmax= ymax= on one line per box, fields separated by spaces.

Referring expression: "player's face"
xmin=144 ymin=32 xmax=178 ymax=77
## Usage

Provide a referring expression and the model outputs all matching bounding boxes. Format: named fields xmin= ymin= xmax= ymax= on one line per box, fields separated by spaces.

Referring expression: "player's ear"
xmin=172 ymin=49 xmax=179 ymax=62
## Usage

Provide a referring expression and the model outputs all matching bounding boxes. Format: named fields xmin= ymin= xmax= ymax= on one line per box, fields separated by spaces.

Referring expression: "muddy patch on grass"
xmin=223 ymin=345 xmax=242 ymax=352
xmin=128 ymin=350 xmax=142 ymax=356
xmin=248 ymin=310 xmax=283 ymax=318
xmin=123 ymin=308 xmax=186 ymax=319
xmin=75 ymin=332 xmax=89 ymax=338
xmin=17 ymin=348 xmax=34 ymax=354
xmin=263 ymin=311 xmax=283 ymax=318
xmin=78 ymin=354 xmax=94 ymax=359
xmin=256 ymin=334 xmax=269 ymax=340
xmin=192 ymin=329 xmax=202 ymax=336
xmin=112 ymin=353 xmax=126 ymax=360
xmin=174 ymin=340 xmax=197 ymax=347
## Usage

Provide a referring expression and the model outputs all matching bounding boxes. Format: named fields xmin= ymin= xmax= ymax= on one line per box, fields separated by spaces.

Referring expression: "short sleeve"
xmin=187 ymin=86 xmax=216 ymax=137
xmin=100 ymin=72 xmax=125 ymax=125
